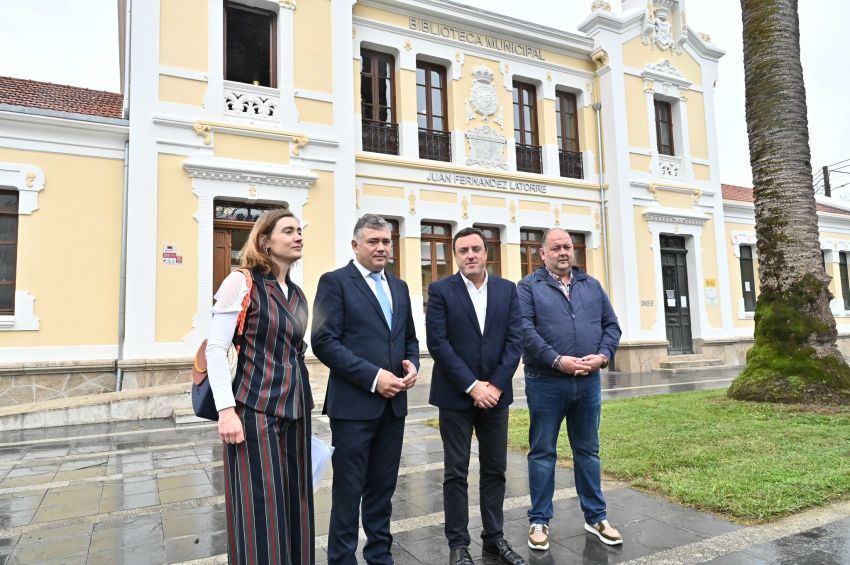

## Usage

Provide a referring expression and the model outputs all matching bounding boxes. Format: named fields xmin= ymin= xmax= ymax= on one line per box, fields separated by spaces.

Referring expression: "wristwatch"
xmin=598 ymin=355 xmax=609 ymax=369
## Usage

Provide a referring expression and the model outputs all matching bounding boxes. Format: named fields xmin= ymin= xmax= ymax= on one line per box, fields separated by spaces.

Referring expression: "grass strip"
xmin=429 ymin=389 xmax=850 ymax=523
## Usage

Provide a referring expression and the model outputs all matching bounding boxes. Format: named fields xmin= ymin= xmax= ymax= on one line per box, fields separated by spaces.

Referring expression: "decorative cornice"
xmin=182 ymin=157 xmax=318 ymax=189
xmin=644 ymin=210 xmax=709 ymax=226
xmin=591 ymin=0 xmax=611 ymax=11
xmin=278 ymin=0 xmax=296 ymax=10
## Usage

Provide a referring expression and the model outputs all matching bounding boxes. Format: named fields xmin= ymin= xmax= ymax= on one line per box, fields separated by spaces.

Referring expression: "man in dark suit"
xmin=312 ymin=214 xmax=420 ymax=565
xmin=426 ymin=227 xmax=526 ymax=565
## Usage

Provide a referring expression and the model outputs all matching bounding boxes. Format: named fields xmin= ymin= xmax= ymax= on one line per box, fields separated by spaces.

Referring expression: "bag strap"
xmin=233 ymin=268 xmax=253 ymax=352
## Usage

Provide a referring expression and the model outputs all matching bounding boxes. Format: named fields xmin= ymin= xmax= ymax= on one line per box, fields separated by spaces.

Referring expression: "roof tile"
xmin=0 ymin=76 xmax=123 ymax=119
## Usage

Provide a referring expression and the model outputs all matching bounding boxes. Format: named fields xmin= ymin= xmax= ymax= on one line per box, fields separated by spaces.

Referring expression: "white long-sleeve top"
xmin=204 ymin=271 xmax=288 ymax=412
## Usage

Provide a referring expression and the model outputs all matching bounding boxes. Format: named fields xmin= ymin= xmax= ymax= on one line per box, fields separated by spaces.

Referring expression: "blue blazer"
xmin=426 ymin=273 xmax=523 ymax=411
xmin=311 ymin=260 xmax=420 ymax=420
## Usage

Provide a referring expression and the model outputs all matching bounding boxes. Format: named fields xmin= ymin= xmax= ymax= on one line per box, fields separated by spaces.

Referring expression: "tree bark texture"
xmin=729 ymin=0 xmax=850 ymax=404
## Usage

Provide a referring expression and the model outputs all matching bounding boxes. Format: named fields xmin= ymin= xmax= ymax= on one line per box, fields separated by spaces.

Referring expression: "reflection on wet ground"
xmin=0 ymin=369 xmax=846 ymax=564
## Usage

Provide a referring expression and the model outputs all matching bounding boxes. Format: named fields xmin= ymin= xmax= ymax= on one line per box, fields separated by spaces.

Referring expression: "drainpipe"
xmin=592 ymin=102 xmax=611 ymax=292
xmin=116 ymin=140 xmax=130 ymax=392
xmin=115 ymin=0 xmax=132 ymax=391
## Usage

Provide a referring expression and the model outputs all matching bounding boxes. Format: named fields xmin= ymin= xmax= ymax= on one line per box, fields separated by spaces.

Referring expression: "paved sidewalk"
xmin=0 ymin=369 xmax=847 ymax=564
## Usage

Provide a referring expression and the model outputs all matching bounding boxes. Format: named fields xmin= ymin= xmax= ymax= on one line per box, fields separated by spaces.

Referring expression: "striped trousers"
xmin=224 ymin=404 xmax=315 ymax=565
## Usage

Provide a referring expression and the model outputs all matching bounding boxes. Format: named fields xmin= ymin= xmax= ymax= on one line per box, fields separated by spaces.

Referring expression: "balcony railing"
xmin=418 ymin=129 xmax=451 ymax=162
xmin=516 ymin=143 xmax=543 ymax=174
xmin=362 ymin=119 xmax=399 ymax=155
xmin=559 ymin=150 xmax=583 ymax=179
xmin=224 ymin=81 xmax=279 ymax=122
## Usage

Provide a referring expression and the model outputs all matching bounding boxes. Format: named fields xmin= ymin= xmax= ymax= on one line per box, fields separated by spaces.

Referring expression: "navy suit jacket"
xmin=311 ymin=260 xmax=420 ymax=420
xmin=426 ymin=273 xmax=523 ymax=411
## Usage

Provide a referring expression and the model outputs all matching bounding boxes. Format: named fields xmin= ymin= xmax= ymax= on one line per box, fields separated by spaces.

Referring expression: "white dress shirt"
xmin=459 ymin=271 xmax=488 ymax=394
xmin=352 ymin=259 xmax=394 ymax=393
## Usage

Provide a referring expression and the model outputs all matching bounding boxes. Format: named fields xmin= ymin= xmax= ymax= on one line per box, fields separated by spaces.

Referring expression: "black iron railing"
xmin=516 ymin=143 xmax=543 ymax=174
xmin=559 ymin=150 xmax=583 ymax=179
xmin=418 ymin=128 xmax=451 ymax=162
xmin=362 ymin=119 xmax=399 ymax=155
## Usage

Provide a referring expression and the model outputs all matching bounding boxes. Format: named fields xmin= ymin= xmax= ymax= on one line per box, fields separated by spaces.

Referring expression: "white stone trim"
xmin=0 ymin=292 xmax=39 ymax=331
xmin=731 ymin=231 xmax=757 ymax=258
xmin=643 ymin=207 xmax=709 ymax=226
xmin=737 ymin=298 xmax=755 ymax=320
xmin=0 ymin=162 xmax=44 ymax=331
xmin=186 ymin=156 xmax=317 ymax=349
xmin=0 ymin=161 xmax=44 ymax=215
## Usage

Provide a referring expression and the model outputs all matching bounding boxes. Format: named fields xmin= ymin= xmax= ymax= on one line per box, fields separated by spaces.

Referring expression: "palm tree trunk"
xmin=728 ymin=0 xmax=850 ymax=404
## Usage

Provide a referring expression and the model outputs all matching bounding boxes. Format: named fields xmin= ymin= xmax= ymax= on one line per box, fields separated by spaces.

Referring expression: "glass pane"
xmin=361 ymin=54 xmax=372 ymax=75
xmin=378 ymin=77 xmax=390 ymax=107
xmin=487 ymin=244 xmax=498 ymax=262
xmin=432 ymin=116 xmax=443 ymax=131
xmin=416 ymin=66 xmax=425 ymax=85
xmin=523 ymin=107 xmax=533 ymax=132
xmin=0 ymin=217 xmax=17 ymax=241
xmin=569 ymin=232 xmax=585 ymax=245
xmin=433 ymin=225 xmax=448 ymax=236
xmin=417 ymin=84 xmax=426 ymax=114
xmin=225 ymin=6 xmax=273 ymax=86
xmin=230 ymin=230 xmax=250 ymax=270
xmin=0 ymin=191 xmax=17 ymax=212
xmin=421 ymin=241 xmax=433 ymax=306
xmin=417 ymin=114 xmax=427 ymax=129
xmin=379 ymin=54 xmax=391 ymax=78
xmin=435 ymin=242 xmax=451 ymax=279
xmin=0 ymin=244 xmax=16 ymax=281
xmin=0 ymin=283 xmax=13 ymax=312
xmin=431 ymin=69 xmax=442 ymax=88
xmin=421 ymin=224 xmax=433 ymax=236
xmin=512 ymin=87 xmax=519 ymax=104
xmin=430 ymin=89 xmax=442 ymax=116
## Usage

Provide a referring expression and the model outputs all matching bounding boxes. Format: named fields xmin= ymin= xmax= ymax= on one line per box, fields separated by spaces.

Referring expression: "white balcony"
xmin=223 ymin=81 xmax=280 ymax=123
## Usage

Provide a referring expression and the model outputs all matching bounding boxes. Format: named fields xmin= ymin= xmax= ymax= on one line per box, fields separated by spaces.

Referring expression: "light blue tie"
xmin=369 ymin=272 xmax=393 ymax=328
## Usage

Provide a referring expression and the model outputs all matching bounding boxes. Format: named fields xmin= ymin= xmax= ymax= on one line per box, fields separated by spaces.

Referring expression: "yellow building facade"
xmin=4 ymin=0 xmax=850 ymax=404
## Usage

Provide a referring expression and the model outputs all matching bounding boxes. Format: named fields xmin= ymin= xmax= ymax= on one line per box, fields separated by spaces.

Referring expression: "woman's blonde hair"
xmin=240 ymin=207 xmax=298 ymax=276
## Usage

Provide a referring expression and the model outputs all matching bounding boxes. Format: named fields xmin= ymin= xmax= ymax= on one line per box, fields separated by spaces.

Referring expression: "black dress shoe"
xmin=449 ymin=546 xmax=474 ymax=565
xmin=483 ymin=538 xmax=527 ymax=565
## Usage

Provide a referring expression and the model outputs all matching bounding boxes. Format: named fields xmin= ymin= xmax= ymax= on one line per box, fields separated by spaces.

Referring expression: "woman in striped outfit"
xmin=205 ymin=208 xmax=314 ymax=565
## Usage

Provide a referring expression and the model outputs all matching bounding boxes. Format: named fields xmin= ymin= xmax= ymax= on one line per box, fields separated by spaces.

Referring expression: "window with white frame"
xmin=224 ymin=2 xmax=277 ymax=88
xmin=654 ymin=98 xmax=675 ymax=156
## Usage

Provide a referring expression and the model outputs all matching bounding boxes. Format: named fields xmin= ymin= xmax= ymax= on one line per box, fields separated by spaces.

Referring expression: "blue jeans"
xmin=526 ymin=370 xmax=606 ymax=526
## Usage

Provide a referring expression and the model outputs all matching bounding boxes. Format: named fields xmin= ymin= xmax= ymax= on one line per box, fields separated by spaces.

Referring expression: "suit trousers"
xmin=327 ymin=402 xmax=405 ymax=565
xmin=439 ymin=406 xmax=509 ymax=549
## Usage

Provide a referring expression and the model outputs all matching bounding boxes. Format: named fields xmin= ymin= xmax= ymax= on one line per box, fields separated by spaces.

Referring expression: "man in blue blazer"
xmin=426 ymin=227 xmax=526 ymax=565
xmin=312 ymin=214 xmax=420 ymax=565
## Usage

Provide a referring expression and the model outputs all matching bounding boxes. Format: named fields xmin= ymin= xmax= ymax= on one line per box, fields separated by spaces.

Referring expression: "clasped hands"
xmin=471 ymin=381 xmax=502 ymax=409
xmin=376 ymin=359 xmax=418 ymax=398
xmin=557 ymin=354 xmax=606 ymax=376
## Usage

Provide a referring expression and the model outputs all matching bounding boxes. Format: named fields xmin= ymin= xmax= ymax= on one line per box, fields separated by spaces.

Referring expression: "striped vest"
xmin=233 ymin=269 xmax=313 ymax=419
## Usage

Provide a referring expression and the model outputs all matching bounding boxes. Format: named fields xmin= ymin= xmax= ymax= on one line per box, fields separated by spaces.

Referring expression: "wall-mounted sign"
xmin=408 ymin=17 xmax=545 ymax=61
xmin=426 ymin=171 xmax=547 ymax=194
xmin=162 ymin=245 xmax=183 ymax=265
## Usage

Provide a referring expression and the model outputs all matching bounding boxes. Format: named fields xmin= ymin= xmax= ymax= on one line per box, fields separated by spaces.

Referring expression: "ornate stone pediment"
xmin=647 ymin=59 xmax=683 ymax=78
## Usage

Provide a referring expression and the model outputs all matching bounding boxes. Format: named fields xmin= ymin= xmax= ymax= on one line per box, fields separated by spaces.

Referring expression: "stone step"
xmin=173 ymin=407 xmax=207 ymax=425
xmin=0 ymin=383 xmax=192 ymax=431
xmin=657 ymin=355 xmax=727 ymax=373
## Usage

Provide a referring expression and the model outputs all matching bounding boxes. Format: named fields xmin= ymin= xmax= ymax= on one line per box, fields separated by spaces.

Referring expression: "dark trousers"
xmin=223 ymin=404 xmax=314 ymax=565
xmin=439 ymin=406 xmax=509 ymax=549
xmin=327 ymin=403 xmax=405 ymax=565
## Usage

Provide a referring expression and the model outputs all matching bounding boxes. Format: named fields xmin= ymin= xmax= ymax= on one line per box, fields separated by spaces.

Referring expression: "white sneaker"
xmin=527 ymin=523 xmax=549 ymax=550
xmin=584 ymin=519 xmax=623 ymax=545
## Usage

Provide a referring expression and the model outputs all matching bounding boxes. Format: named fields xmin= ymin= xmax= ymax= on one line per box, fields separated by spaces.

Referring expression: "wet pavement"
xmin=0 ymin=368 xmax=848 ymax=564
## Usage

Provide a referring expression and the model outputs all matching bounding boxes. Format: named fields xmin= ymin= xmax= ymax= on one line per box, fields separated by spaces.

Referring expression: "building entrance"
xmin=660 ymin=235 xmax=693 ymax=355
xmin=212 ymin=200 xmax=282 ymax=294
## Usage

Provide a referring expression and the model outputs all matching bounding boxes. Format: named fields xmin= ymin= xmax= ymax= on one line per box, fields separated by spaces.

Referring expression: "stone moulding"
xmin=182 ymin=157 xmax=319 ymax=189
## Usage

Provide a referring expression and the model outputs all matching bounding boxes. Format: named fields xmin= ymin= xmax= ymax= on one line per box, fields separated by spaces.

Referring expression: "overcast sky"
xmin=1 ymin=0 xmax=848 ymax=190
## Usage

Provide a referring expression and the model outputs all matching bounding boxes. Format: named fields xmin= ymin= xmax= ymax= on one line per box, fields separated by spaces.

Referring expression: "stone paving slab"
xmin=0 ymin=371 xmax=846 ymax=564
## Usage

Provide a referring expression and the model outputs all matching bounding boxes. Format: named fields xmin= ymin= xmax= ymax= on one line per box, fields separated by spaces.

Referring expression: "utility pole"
xmin=823 ymin=165 xmax=831 ymax=197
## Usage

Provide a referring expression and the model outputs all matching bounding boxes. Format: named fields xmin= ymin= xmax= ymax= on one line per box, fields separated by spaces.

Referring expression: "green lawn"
xmin=502 ymin=389 xmax=850 ymax=523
